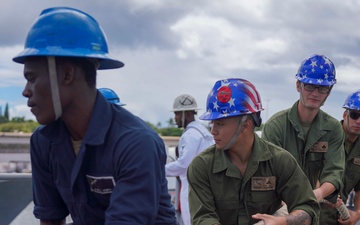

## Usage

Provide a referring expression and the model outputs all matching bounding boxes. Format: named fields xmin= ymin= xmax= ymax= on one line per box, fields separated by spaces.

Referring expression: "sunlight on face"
xmin=345 ymin=110 xmax=360 ymax=136
xmin=23 ymin=57 xmax=55 ymax=125
xmin=210 ymin=116 xmax=240 ymax=150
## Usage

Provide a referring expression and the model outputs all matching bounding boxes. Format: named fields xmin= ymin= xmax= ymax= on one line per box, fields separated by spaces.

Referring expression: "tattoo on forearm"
xmin=286 ymin=211 xmax=311 ymax=225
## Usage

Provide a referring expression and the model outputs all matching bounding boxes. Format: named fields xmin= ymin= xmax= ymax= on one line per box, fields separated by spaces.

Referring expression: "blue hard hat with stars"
xmin=200 ymin=78 xmax=264 ymax=121
xmin=343 ymin=90 xmax=360 ymax=111
xmin=295 ymin=54 xmax=336 ymax=86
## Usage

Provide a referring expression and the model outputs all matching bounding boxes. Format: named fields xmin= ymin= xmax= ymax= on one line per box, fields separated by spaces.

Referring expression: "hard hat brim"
xmin=13 ymin=48 xmax=124 ymax=70
xmin=170 ymin=107 xmax=201 ymax=112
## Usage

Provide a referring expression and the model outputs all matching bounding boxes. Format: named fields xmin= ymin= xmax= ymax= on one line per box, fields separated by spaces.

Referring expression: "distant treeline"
xmin=0 ymin=102 xmax=40 ymax=133
xmin=0 ymin=103 xmax=10 ymax=123
xmin=0 ymin=111 xmax=262 ymax=135
xmin=147 ymin=118 xmax=183 ymax=137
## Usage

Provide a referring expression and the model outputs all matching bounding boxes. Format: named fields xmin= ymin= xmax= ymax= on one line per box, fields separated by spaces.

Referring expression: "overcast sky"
xmin=1 ymin=0 xmax=360 ymax=127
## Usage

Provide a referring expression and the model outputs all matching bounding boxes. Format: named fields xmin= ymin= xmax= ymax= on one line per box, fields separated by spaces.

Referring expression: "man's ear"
xmin=242 ymin=118 xmax=252 ymax=131
xmin=185 ymin=110 xmax=196 ymax=117
xmin=58 ymin=63 xmax=76 ymax=85
xmin=296 ymin=81 xmax=301 ymax=92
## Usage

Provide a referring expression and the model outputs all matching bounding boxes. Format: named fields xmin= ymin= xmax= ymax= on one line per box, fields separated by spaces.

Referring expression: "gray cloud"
xmin=1 ymin=0 xmax=359 ymax=125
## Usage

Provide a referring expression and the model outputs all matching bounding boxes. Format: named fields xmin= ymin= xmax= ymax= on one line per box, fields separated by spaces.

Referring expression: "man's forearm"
xmin=314 ymin=181 xmax=336 ymax=201
xmin=286 ymin=210 xmax=312 ymax=225
xmin=354 ymin=192 xmax=360 ymax=219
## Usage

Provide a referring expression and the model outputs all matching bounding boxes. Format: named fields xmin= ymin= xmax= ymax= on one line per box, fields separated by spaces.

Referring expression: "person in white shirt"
xmin=166 ymin=94 xmax=214 ymax=225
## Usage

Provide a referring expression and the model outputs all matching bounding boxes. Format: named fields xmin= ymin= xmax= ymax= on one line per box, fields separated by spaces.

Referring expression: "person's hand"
xmin=338 ymin=210 xmax=360 ymax=225
xmin=252 ymin=213 xmax=286 ymax=225
xmin=321 ymin=198 xmax=337 ymax=209
xmin=322 ymin=197 xmax=350 ymax=221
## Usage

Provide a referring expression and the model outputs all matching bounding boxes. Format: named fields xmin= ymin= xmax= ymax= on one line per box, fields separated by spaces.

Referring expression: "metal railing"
xmin=0 ymin=135 xmax=179 ymax=182
xmin=0 ymin=172 xmax=32 ymax=180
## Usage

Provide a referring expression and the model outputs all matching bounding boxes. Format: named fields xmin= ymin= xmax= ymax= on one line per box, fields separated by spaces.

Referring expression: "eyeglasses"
xmin=302 ymin=83 xmax=331 ymax=94
xmin=348 ymin=110 xmax=360 ymax=120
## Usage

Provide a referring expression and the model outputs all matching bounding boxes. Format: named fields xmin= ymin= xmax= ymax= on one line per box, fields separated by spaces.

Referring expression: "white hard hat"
xmin=171 ymin=94 xmax=201 ymax=112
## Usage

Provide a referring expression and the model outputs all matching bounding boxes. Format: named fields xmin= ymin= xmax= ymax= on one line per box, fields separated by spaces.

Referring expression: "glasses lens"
xmin=317 ymin=86 xmax=330 ymax=94
xmin=303 ymin=84 xmax=329 ymax=94
xmin=303 ymin=84 xmax=315 ymax=92
xmin=349 ymin=111 xmax=360 ymax=120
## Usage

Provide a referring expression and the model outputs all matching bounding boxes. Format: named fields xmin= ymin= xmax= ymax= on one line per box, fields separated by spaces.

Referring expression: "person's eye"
xmin=210 ymin=121 xmax=225 ymax=127
xmin=25 ymin=75 xmax=36 ymax=83
xmin=320 ymin=87 xmax=328 ymax=91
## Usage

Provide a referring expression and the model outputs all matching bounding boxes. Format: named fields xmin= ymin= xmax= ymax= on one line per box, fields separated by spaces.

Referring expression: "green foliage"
xmin=167 ymin=118 xmax=175 ymax=128
xmin=156 ymin=122 xmax=162 ymax=129
xmin=11 ymin=117 xmax=26 ymax=122
xmin=146 ymin=122 xmax=159 ymax=133
xmin=0 ymin=103 xmax=10 ymax=123
xmin=0 ymin=102 xmax=40 ymax=131
xmin=0 ymin=116 xmax=8 ymax=123
xmin=158 ymin=127 xmax=182 ymax=136
xmin=4 ymin=103 xmax=9 ymax=121
xmin=0 ymin=121 xmax=40 ymax=133
xmin=146 ymin=120 xmax=182 ymax=137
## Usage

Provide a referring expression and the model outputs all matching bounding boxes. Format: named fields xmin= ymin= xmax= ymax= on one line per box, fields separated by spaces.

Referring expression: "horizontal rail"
xmin=0 ymin=173 xmax=32 ymax=180
xmin=0 ymin=132 xmax=32 ymax=137
xmin=0 ymin=136 xmax=179 ymax=182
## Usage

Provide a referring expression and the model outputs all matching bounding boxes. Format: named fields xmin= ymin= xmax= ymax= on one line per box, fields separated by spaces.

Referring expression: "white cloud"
xmin=9 ymin=104 xmax=35 ymax=121
xmin=229 ymin=0 xmax=269 ymax=18
xmin=336 ymin=65 xmax=360 ymax=93
xmin=0 ymin=45 xmax=25 ymax=87
xmin=171 ymin=13 xmax=287 ymax=71
xmin=1 ymin=0 xmax=360 ymax=126
xmin=125 ymin=0 xmax=167 ymax=11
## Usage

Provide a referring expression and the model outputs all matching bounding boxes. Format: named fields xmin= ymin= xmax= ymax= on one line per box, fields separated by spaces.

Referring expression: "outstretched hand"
xmin=252 ymin=213 xmax=286 ymax=225
xmin=338 ymin=209 xmax=360 ymax=225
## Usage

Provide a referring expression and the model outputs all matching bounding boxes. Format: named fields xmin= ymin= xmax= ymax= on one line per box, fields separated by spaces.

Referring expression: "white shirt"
xmin=165 ymin=120 xmax=214 ymax=197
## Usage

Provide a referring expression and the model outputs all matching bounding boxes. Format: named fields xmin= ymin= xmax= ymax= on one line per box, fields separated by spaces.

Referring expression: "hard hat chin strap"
xmin=218 ymin=115 xmax=247 ymax=151
xmin=181 ymin=111 xmax=185 ymax=129
xmin=47 ymin=56 xmax=62 ymax=120
xmin=345 ymin=111 xmax=352 ymax=135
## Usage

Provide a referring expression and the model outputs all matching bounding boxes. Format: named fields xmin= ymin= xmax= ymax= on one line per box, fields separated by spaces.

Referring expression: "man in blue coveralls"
xmin=13 ymin=7 xmax=177 ymax=225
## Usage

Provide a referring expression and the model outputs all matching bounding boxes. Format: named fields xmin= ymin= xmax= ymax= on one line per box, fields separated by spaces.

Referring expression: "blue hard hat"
xmin=343 ymin=90 xmax=360 ymax=111
xmin=295 ymin=54 xmax=336 ymax=86
xmin=200 ymin=78 xmax=264 ymax=121
xmin=13 ymin=7 xmax=124 ymax=69
xmin=99 ymin=88 xmax=126 ymax=106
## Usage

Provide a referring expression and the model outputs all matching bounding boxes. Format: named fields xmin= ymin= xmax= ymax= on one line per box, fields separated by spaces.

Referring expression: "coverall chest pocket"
xmin=215 ymin=199 xmax=239 ymax=225
xmin=246 ymin=191 xmax=278 ymax=218
xmin=86 ymin=174 xmax=115 ymax=207
xmin=308 ymin=141 xmax=327 ymax=164
xmin=308 ymin=151 xmax=324 ymax=161
xmin=307 ymin=152 xmax=324 ymax=174
xmin=346 ymin=162 xmax=360 ymax=181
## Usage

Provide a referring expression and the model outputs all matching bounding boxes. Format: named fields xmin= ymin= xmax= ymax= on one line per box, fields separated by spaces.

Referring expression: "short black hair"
xmin=56 ymin=56 xmax=97 ymax=88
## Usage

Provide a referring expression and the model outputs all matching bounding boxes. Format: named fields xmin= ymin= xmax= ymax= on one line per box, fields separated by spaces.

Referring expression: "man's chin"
xmin=35 ymin=116 xmax=55 ymax=126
